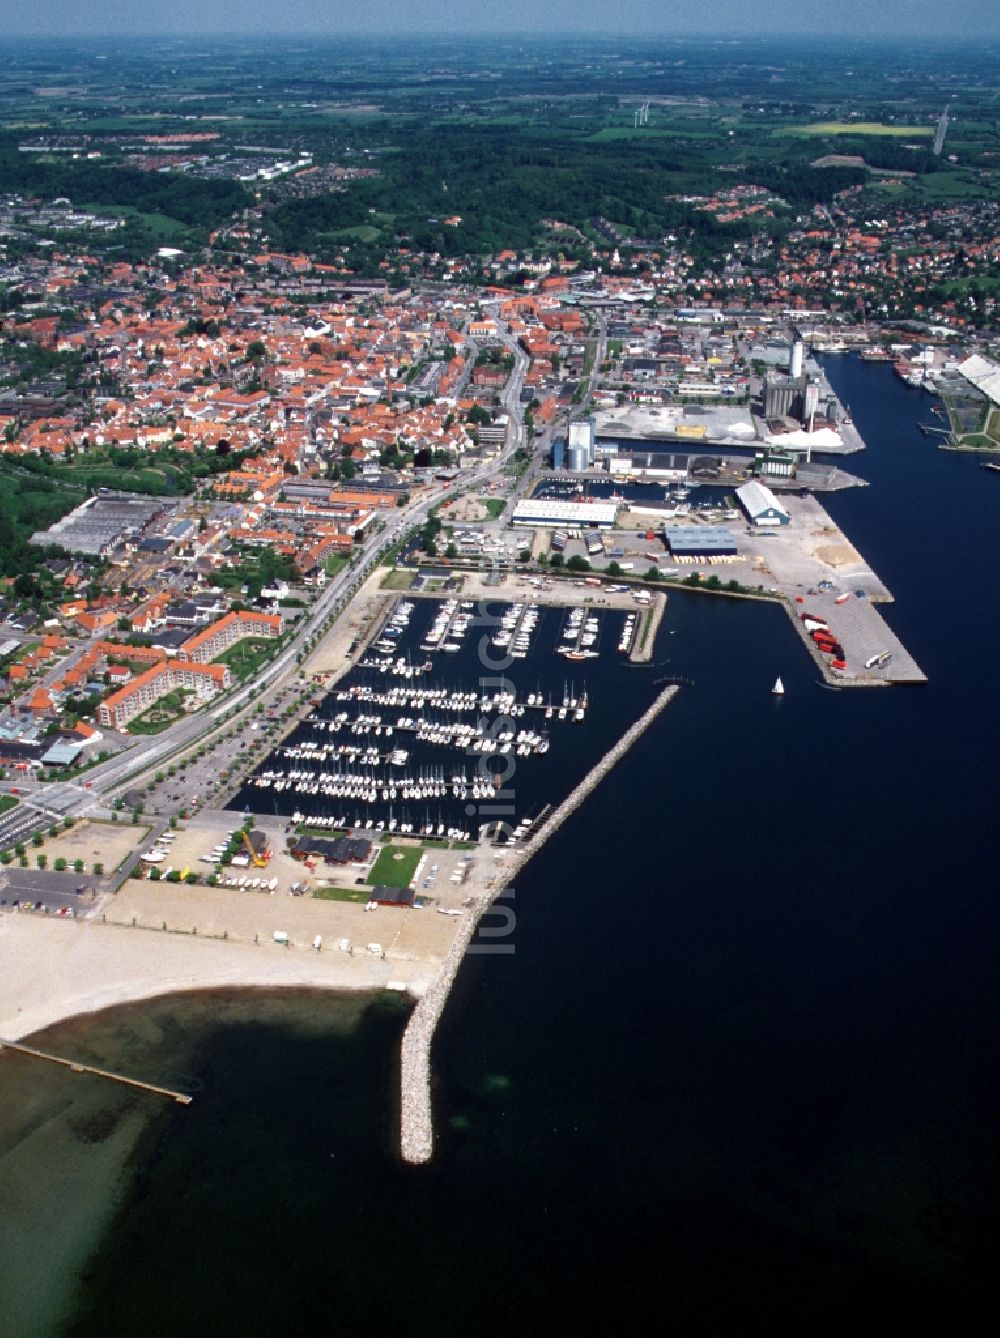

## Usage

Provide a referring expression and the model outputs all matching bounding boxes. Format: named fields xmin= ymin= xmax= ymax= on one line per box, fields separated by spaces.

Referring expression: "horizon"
xmin=3 ymin=1 xmax=1000 ymax=41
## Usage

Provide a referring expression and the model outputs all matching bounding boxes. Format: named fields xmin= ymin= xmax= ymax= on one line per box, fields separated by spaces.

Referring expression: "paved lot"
xmin=0 ymin=868 xmax=101 ymax=917
xmin=108 ymin=877 xmax=462 ymax=965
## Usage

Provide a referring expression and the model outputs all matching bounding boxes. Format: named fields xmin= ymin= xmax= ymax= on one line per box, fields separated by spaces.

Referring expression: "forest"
xmin=265 ymin=124 xmax=869 ymax=264
xmin=0 ymin=146 xmax=250 ymax=230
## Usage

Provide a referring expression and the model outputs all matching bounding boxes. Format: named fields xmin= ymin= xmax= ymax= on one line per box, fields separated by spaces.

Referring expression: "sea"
xmin=2 ymin=357 xmax=998 ymax=1336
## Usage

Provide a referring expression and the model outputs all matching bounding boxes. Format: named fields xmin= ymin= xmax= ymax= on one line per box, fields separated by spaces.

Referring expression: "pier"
xmin=399 ymin=681 xmax=680 ymax=1164
xmin=629 ymin=592 xmax=666 ymax=664
xmin=0 ymin=1035 xmax=193 ymax=1104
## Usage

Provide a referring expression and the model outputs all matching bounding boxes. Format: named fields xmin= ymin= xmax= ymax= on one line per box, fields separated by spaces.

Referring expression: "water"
xmin=229 ymin=597 xmax=669 ymax=836
xmin=2 ymin=359 xmax=998 ymax=1333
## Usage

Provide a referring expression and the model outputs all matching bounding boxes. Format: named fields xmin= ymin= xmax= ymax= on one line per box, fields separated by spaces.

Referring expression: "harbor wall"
xmin=399 ymin=682 xmax=680 ymax=1164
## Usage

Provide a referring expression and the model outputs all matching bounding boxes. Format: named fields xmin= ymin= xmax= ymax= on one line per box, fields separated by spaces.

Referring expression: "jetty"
xmin=0 ymin=1035 xmax=193 ymax=1104
xmin=399 ymin=681 xmax=680 ymax=1164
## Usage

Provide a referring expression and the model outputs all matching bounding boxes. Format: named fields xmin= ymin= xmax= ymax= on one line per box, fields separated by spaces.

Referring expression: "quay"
xmin=0 ymin=1035 xmax=193 ymax=1104
xmin=750 ymin=493 xmax=926 ymax=686
xmin=399 ymin=681 xmax=680 ymax=1165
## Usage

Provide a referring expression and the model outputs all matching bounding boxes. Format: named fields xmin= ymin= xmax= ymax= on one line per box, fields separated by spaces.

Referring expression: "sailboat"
xmin=772 ymin=676 xmax=785 ymax=696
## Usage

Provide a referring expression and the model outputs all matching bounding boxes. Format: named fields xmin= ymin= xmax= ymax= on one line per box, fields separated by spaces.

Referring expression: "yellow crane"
xmin=243 ymin=829 xmax=267 ymax=868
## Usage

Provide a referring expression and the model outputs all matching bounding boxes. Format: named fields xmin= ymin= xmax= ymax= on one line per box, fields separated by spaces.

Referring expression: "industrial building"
xmin=736 ymin=480 xmax=790 ymax=527
xmin=663 ymin=526 xmax=738 ymax=559
xmin=957 ymin=354 xmax=1000 ymax=406
xmin=511 ymin=499 xmax=619 ymax=529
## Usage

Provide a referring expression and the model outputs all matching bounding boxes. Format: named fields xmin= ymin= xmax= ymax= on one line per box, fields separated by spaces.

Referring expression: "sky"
xmin=4 ymin=0 xmax=1000 ymax=40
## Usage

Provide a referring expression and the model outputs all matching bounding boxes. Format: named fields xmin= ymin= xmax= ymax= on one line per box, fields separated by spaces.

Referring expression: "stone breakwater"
xmin=399 ymin=683 xmax=680 ymax=1164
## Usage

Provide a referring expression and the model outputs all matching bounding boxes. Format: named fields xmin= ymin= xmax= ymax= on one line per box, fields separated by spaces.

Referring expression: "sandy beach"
xmin=0 ymin=913 xmax=408 ymax=1043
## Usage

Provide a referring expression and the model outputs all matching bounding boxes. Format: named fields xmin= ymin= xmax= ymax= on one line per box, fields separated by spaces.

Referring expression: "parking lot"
xmin=0 ymin=869 xmax=102 ymax=917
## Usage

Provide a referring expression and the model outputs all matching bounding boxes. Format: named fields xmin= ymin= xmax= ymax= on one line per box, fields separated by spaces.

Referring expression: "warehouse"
xmin=511 ymin=499 xmax=619 ymax=529
xmin=663 ymin=525 xmax=738 ymax=559
xmin=736 ymin=480 xmax=790 ymax=527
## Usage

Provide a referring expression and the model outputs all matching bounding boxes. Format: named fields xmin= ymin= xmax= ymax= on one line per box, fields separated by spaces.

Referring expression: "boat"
xmin=772 ymin=676 xmax=784 ymax=696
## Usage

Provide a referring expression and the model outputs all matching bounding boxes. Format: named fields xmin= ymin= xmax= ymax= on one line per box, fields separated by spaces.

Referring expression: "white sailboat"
xmin=772 ymin=676 xmax=785 ymax=696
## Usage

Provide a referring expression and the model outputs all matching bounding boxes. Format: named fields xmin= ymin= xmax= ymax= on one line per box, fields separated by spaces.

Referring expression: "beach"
xmin=0 ymin=913 xmax=402 ymax=1043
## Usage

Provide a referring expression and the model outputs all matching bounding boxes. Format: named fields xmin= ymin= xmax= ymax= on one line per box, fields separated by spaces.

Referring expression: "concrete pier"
xmin=399 ymin=682 xmax=680 ymax=1164
xmin=0 ymin=1035 xmax=192 ymax=1103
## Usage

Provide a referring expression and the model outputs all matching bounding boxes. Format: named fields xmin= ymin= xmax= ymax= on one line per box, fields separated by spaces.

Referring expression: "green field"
xmin=787 ymin=122 xmax=933 ymax=137
xmin=313 ymin=884 xmax=370 ymax=903
xmin=325 ymin=225 xmax=381 ymax=243
xmin=367 ymin=844 xmax=422 ymax=888
xmin=84 ymin=203 xmax=193 ymax=239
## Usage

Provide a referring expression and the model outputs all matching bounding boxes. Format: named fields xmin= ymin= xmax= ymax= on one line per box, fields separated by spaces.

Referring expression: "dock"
xmin=744 ymin=493 xmax=926 ymax=686
xmin=784 ymin=595 xmax=926 ymax=687
xmin=399 ymin=681 xmax=681 ymax=1164
xmin=0 ymin=1035 xmax=193 ymax=1104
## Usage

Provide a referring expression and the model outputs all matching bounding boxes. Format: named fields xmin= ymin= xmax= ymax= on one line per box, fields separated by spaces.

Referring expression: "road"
xmin=0 ymin=332 xmax=532 ymax=848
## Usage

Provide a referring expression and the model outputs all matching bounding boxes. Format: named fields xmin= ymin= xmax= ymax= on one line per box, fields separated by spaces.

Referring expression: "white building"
xmin=736 ymin=480 xmax=790 ymax=527
xmin=511 ymin=499 xmax=619 ymax=529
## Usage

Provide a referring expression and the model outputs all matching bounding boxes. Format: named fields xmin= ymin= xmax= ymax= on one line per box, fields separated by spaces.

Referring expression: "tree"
xmin=566 ymin=555 xmax=590 ymax=573
xmin=445 ymin=542 xmax=458 ymax=559
xmin=607 ymin=561 xmax=623 ymax=578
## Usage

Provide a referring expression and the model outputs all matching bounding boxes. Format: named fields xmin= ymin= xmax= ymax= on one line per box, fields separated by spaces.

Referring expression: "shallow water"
xmin=0 ymin=990 xmax=395 ymax=1338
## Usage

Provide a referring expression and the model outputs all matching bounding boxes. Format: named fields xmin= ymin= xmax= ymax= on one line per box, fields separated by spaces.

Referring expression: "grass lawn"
xmin=324 ymin=553 xmax=351 ymax=578
xmin=313 ymin=885 xmax=371 ymax=903
xmin=483 ymin=498 xmax=506 ymax=519
xmin=381 ymin=569 xmax=415 ymax=591
xmin=0 ymin=795 xmax=19 ymax=816
xmin=216 ymin=638 xmax=275 ymax=681
xmin=367 ymin=843 xmax=422 ymax=888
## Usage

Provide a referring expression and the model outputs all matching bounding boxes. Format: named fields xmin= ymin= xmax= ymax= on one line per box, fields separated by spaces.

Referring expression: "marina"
xmin=230 ymin=595 xmax=642 ymax=839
